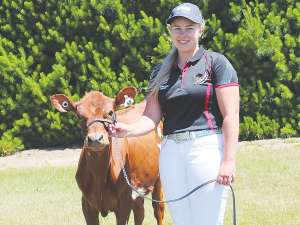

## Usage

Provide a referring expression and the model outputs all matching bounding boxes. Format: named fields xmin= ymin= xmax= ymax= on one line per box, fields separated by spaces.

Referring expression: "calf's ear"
xmin=114 ymin=87 xmax=137 ymax=110
xmin=50 ymin=94 xmax=76 ymax=113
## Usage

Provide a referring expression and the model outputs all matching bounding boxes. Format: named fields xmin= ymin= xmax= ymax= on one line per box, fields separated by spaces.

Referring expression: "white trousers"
xmin=159 ymin=133 xmax=229 ymax=225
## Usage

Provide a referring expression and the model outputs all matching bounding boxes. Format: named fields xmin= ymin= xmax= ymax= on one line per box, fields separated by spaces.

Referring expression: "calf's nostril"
xmin=87 ymin=136 xmax=93 ymax=145
xmin=98 ymin=135 xmax=103 ymax=142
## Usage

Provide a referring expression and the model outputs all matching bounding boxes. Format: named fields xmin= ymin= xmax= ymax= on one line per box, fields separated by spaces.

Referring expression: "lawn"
xmin=0 ymin=138 xmax=299 ymax=224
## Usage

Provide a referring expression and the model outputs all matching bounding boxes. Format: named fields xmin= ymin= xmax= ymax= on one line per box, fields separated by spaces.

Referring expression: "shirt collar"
xmin=172 ymin=46 xmax=205 ymax=70
xmin=188 ymin=45 xmax=205 ymax=63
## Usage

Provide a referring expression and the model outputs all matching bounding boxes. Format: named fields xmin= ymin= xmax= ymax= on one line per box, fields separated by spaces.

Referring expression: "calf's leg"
xmin=82 ymin=196 xmax=100 ymax=225
xmin=152 ymin=178 xmax=165 ymax=225
xmin=132 ymin=195 xmax=145 ymax=225
xmin=115 ymin=193 xmax=133 ymax=225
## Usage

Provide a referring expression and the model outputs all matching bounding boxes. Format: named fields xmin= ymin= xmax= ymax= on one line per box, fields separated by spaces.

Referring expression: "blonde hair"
xmin=148 ymin=18 xmax=206 ymax=100
xmin=148 ymin=46 xmax=178 ymax=100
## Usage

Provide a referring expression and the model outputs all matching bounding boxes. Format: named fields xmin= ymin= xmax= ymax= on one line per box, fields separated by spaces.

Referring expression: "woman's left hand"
xmin=217 ymin=160 xmax=236 ymax=186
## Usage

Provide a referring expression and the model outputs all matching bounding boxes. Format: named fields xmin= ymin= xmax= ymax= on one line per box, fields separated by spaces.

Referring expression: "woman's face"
xmin=170 ymin=17 xmax=203 ymax=56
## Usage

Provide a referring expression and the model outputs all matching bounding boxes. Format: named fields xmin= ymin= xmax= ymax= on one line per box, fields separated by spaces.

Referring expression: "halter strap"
xmin=82 ymin=113 xmax=117 ymax=142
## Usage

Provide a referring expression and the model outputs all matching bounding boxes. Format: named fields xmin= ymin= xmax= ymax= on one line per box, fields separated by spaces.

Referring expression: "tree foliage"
xmin=1 ymin=0 xmax=300 ymax=155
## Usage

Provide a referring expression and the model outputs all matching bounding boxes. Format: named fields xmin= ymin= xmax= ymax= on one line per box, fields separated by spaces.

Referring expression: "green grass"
xmin=1 ymin=140 xmax=300 ymax=224
xmin=0 ymin=166 xmax=84 ymax=225
xmin=227 ymin=141 xmax=300 ymax=225
xmin=0 ymin=166 xmax=172 ymax=225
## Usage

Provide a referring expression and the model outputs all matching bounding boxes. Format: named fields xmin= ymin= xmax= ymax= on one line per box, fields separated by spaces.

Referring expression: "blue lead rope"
xmin=114 ymin=132 xmax=236 ymax=225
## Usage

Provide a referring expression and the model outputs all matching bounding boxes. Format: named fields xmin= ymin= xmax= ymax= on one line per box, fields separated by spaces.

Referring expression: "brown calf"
xmin=50 ymin=87 xmax=164 ymax=225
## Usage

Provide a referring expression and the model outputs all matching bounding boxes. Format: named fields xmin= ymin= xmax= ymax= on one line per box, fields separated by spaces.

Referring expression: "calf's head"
xmin=50 ymin=87 xmax=137 ymax=151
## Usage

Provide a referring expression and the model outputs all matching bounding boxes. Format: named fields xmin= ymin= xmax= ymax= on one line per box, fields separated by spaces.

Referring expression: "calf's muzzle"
xmin=87 ymin=133 xmax=104 ymax=147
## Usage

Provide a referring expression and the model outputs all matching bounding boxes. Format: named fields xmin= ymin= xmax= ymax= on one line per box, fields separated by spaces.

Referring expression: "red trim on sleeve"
xmin=215 ymin=83 xmax=239 ymax=88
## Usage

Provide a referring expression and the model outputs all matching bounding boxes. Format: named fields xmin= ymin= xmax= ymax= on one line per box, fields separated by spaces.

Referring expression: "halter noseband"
xmin=82 ymin=112 xmax=117 ymax=142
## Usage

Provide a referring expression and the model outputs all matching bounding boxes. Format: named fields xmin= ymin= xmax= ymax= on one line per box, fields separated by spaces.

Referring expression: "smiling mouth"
xmin=179 ymin=40 xmax=189 ymax=44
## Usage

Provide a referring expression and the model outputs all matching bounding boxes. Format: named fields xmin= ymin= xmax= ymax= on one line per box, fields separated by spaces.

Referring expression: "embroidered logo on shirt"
xmin=159 ymin=77 xmax=170 ymax=90
xmin=194 ymin=72 xmax=209 ymax=84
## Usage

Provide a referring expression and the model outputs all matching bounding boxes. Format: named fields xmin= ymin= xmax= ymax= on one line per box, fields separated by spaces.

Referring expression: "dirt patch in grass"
xmin=1 ymin=138 xmax=300 ymax=170
xmin=0 ymin=146 xmax=82 ymax=170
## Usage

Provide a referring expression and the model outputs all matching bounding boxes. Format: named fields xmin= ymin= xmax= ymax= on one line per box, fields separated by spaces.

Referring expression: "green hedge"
xmin=1 ymin=0 xmax=300 ymax=155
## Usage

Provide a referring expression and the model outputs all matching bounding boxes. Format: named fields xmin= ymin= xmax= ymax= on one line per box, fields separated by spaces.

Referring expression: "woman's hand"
xmin=108 ymin=122 xmax=130 ymax=138
xmin=109 ymin=97 xmax=162 ymax=138
xmin=217 ymin=160 xmax=236 ymax=186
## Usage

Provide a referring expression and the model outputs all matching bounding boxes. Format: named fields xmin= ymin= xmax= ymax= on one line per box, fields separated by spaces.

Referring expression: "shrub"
xmin=1 ymin=0 xmax=300 ymax=155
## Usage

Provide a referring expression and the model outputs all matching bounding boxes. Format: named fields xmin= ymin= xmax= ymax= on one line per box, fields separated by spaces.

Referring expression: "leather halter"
xmin=82 ymin=112 xmax=117 ymax=142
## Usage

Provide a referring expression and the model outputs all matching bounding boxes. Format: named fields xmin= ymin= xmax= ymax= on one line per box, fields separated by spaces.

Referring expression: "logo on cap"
xmin=176 ymin=6 xmax=191 ymax=12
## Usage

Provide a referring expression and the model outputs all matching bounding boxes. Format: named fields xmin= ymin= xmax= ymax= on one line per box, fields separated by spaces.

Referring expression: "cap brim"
xmin=166 ymin=16 xmax=178 ymax=25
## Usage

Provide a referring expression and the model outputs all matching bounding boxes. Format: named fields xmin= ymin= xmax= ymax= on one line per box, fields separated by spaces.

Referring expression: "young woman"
xmin=109 ymin=3 xmax=239 ymax=224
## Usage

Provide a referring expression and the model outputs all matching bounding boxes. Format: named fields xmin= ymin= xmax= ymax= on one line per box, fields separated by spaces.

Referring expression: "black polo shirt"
xmin=148 ymin=46 xmax=238 ymax=136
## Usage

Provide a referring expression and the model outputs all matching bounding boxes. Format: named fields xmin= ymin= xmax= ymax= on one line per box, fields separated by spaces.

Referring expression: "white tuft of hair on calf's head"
xmin=132 ymin=189 xmax=146 ymax=200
